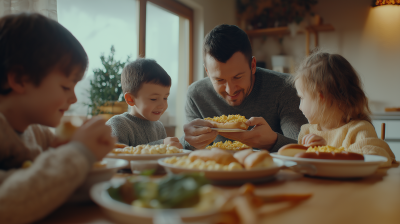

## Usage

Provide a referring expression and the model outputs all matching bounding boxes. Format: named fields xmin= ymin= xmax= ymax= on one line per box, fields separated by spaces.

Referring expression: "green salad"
xmin=107 ymin=173 xmax=209 ymax=209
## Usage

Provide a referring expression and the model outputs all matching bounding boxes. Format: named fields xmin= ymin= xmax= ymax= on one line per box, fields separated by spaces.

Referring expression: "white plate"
xmin=69 ymin=158 xmax=129 ymax=203
xmin=90 ymin=181 xmax=219 ymax=224
xmin=211 ymin=128 xmax=247 ymax=132
xmin=270 ymin=153 xmax=388 ymax=178
xmin=158 ymin=158 xmax=284 ymax=181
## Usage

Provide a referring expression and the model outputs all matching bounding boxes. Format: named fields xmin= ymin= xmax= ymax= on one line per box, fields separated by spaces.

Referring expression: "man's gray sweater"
xmin=106 ymin=112 xmax=166 ymax=146
xmin=183 ymin=67 xmax=308 ymax=152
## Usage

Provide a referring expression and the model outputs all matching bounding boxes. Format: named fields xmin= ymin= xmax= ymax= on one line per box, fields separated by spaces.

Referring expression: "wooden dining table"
xmin=36 ymin=163 xmax=400 ymax=224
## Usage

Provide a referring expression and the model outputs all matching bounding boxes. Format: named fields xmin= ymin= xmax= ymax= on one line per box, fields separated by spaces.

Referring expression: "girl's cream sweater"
xmin=298 ymin=120 xmax=395 ymax=167
xmin=0 ymin=113 xmax=96 ymax=224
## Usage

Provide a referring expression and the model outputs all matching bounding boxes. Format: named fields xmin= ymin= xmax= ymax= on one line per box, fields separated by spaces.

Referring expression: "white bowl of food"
xmin=90 ymin=174 xmax=219 ymax=224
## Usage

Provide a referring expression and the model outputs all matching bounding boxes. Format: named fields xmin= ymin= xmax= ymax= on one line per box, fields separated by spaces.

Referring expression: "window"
xmin=58 ymin=0 xmax=139 ymax=116
xmin=58 ymin=0 xmax=193 ymax=137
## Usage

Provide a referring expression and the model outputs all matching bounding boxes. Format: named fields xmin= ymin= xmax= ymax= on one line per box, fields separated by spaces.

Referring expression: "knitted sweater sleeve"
xmin=0 ymin=142 xmax=96 ymax=224
xmin=270 ymin=85 xmax=308 ymax=152
xmin=346 ymin=121 xmax=395 ymax=167
xmin=106 ymin=116 xmax=130 ymax=145
xmin=147 ymin=121 xmax=167 ymax=145
xmin=182 ymin=95 xmax=203 ymax=150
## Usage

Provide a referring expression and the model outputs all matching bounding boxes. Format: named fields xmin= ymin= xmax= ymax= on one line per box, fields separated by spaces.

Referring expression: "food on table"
xmin=204 ymin=114 xmax=249 ymax=130
xmin=111 ymin=144 xmax=183 ymax=155
xmin=306 ymin=145 xmax=346 ymax=153
xmin=189 ymin=148 xmax=239 ymax=165
xmin=164 ymin=148 xmax=275 ymax=170
xmin=295 ymin=151 xmax=364 ymax=160
xmin=243 ymin=151 xmax=274 ymax=169
xmin=93 ymin=160 xmax=107 ymax=168
xmin=107 ymin=173 xmax=210 ymax=209
xmin=206 ymin=140 xmax=251 ymax=151
xmin=277 ymin=144 xmax=308 ymax=156
xmin=55 ymin=120 xmax=78 ymax=141
xmin=22 ymin=160 xmax=32 ymax=168
xmin=114 ymin=143 xmax=128 ymax=148
xmin=278 ymin=144 xmax=348 ymax=158
xmin=216 ymin=183 xmax=312 ymax=224
xmin=233 ymin=149 xmax=254 ymax=164
xmin=107 ymin=174 xmax=312 ymax=223
xmin=233 ymin=149 xmax=274 ymax=169
xmin=164 ymin=155 xmax=244 ymax=171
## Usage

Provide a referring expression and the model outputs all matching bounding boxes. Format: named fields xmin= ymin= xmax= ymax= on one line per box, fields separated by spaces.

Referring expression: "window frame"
xmin=138 ymin=0 xmax=194 ymax=85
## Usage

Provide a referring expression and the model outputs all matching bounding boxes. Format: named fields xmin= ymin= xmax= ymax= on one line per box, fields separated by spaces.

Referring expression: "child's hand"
xmin=72 ymin=116 xmax=116 ymax=160
xmin=164 ymin=137 xmax=183 ymax=149
xmin=50 ymin=136 xmax=69 ymax=148
xmin=302 ymin=134 xmax=327 ymax=147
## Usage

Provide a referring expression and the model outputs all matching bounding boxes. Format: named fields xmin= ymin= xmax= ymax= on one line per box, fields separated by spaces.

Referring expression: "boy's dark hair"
xmin=203 ymin=24 xmax=252 ymax=67
xmin=121 ymin=58 xmax=171 ymax=96
xmin=0 ymin=13 xmax=88 ymax=95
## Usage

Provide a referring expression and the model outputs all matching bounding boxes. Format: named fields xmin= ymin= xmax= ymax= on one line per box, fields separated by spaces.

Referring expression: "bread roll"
xmin=243 ymin=151 xmax=273 ymax=169
xmin=278 ymin=144 xmax=308 ymax=157
xmin=233 ymin=149 xmax=254 ymax=164
xmin=188 ymin=149 xmax=240 ymax=165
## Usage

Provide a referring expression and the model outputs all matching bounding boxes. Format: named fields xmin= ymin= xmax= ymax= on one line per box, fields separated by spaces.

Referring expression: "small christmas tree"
xmin=87 ymin=46 xmax=130 ymax=115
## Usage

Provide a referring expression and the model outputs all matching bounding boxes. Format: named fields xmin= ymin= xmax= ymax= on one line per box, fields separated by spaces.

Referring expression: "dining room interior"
xmin=1 ymin=0 xmax=400 ymax=224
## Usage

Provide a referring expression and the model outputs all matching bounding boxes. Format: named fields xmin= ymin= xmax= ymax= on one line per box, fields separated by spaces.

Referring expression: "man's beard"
xmin=222 ymin=89 xmax=244 ymax=106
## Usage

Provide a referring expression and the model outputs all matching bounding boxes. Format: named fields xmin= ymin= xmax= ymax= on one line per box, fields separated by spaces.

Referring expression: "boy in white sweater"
xmin=0 ymin=13 xmax=115 ymax=223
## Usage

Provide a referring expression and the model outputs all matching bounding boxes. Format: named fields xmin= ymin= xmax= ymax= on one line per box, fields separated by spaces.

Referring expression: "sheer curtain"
xmin=0 ymin=0 xmax=57 ymax=20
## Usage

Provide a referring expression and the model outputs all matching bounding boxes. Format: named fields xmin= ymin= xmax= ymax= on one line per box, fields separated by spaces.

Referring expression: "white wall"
xmin=252 ymin=0 xmax=400 ymax=113
xmin=186 ymin=0 xmax=236 ymax=79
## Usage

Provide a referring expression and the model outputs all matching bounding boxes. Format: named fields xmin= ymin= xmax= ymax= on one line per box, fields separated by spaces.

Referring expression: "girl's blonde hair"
xmin=291 ymin=50 xmax=371 ymax=124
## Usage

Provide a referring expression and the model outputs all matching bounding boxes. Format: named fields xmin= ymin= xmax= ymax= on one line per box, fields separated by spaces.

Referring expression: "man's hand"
xmin=184 ymin=119 xmax=218 ymax=149
xmin=219 ymin=117 xmax=278 ymax=150
xmin=164 ymin=137 xmax=183 ymax=149
xmin=302 ymin=134 xmax=326 ymax=147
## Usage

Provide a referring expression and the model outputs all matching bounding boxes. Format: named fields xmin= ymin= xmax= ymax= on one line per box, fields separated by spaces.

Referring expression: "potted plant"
xmin=87 ymin=46 xmax=130 ymax=119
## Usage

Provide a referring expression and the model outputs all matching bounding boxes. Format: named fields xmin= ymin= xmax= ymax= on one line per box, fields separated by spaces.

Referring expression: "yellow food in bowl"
xmin=204 ymin=114 xmax=247 ymax=123
xmin=206 ymin=140 xmax=250 ymax=151
xmin=306 ymin=145 xmax=346 ymax=153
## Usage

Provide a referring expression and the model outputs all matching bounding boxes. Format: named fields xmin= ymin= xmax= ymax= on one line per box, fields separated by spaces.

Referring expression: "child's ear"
xmin=7 ymin=72 xmax=26 ymax=94
xmin=319 ymin=92 xmax=324 ymax=101
xmin=124 ymin=93 xmax=135 ymax=106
